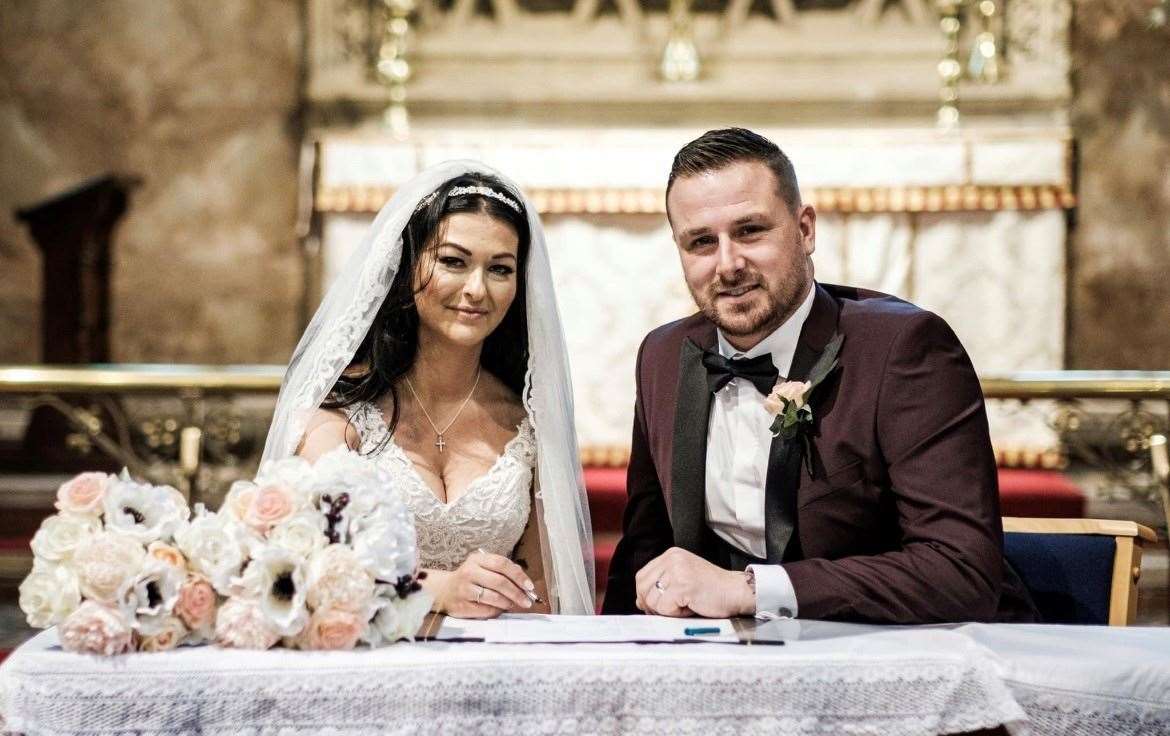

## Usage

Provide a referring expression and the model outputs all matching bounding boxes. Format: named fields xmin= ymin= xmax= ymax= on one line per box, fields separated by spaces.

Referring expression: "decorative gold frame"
xmin=315 ymin=184 xmax=1077 ymax=216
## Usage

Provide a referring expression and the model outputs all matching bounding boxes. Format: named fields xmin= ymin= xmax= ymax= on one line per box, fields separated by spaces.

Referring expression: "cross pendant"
xmin=435 ymin=434 xmax=446 ymax=453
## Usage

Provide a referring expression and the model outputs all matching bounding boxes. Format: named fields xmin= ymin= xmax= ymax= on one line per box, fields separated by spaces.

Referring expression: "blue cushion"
xmin=1003 ymin=532 xmax=1115 ymax=625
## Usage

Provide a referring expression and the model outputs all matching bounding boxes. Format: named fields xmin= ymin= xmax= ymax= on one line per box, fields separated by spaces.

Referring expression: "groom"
xmin=602 ymin=128 xmax=1037 ymax=623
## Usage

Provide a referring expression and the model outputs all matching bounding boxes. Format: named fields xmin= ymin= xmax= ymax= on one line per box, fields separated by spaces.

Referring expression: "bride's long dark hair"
xmin=321 ymin=173 xmax=531 ymax=439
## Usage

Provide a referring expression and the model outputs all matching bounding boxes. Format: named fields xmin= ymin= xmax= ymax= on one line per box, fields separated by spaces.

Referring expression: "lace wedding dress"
xmin=343 ymin=402 xmax=536 ymax=570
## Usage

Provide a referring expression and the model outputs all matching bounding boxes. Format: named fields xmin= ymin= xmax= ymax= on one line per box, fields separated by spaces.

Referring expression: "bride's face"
xmin=413 ymin=211 xmax=521 ymax=348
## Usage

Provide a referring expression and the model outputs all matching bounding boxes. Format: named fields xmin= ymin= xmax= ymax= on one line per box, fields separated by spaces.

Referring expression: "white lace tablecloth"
xmin=0 ymin=625 xmax=1024 ymax=736
xmin=954 ymin=624 xmax=1170 ymax=736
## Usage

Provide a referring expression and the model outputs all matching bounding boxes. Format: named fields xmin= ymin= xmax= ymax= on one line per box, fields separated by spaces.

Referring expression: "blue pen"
xmin=684 ymin=626 xmax=722 ymax=636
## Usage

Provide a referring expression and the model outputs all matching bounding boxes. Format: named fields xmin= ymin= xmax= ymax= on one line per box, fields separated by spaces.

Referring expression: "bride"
xmin=261 ymin=161 xmax=595 ymax=617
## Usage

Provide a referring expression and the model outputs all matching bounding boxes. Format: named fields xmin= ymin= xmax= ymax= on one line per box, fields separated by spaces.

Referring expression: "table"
xmin=1 ymin=621 xmax=1167 ymax=736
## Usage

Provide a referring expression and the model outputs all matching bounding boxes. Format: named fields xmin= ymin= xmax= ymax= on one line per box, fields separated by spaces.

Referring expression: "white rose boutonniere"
xmin=764 ymin=333 xmax=844 ymax=476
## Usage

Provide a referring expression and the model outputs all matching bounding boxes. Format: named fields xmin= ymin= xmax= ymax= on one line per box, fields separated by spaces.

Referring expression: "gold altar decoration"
xmin=315 ymin=183 xmax=1076 ymax=215
xmin=660 ymin=0 xmax=700 ymax=82
xmin=935 ymin=0 xmax=1005 ymax=128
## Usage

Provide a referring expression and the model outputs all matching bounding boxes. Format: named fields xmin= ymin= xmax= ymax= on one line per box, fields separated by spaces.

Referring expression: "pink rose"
xmin=244 ymin=484 xmax=297 ymax=533
xmin=54 ymin=472 xmax=110 ymax=515
xmin=303 ymin=608 xmax=364 ymax=651
xmin=59 ymin=601 xmax=134 ymax=656
xmin=766 ymin=380 xmax=811 ymax=414
xmin=175 ymin=574 xmax=217 ymax=632
xmin=214 ymin=598 xmax=280 ymax=650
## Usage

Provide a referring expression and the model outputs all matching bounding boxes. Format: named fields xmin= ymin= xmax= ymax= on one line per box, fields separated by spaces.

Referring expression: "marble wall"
xmin=0 ymin=0 xmax=304 ymax=364
xmin=1068 ymin=0 xmax=1170 ymax=369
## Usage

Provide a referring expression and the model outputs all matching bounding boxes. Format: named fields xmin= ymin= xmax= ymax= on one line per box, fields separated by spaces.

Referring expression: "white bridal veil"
xmin=262 ymin=160 xmax=595 ymax=614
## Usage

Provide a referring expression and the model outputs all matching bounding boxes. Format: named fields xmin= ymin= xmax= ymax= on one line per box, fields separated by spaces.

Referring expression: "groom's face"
xmin=667 ymin=160 xmax=816 ymax=351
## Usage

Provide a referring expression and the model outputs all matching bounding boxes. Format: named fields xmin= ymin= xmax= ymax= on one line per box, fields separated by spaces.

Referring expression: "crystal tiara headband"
xmin=415 ymin=185 xmax=521 ymax=213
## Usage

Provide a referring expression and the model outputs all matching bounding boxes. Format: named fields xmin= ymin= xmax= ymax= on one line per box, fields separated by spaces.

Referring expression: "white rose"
xmin=71 ymin=531 xmax=146 ymax=605
xmin=350 ymin=505 xmax=417 ymax=584
xmin=221 ymin=480 xmax=257 ymax=522
xmin=173 ymin=507 xmax=248 ymax=595
xmin=268 ymin=511 xmax=328 ymax=559
xmin=19 ymin=561 xmax=81 ymax=628
xmin=305 ymin=545 xmax=374 ymax=614
xmin=29 ymin=512 xmax=101 ymax=563
xmin=253 ymin=456 xmax=313 ymax=495
xmin=102 ymin=478 xmax=190 ymax=545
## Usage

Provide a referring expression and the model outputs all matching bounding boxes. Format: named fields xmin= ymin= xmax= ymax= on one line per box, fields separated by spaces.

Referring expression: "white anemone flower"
xmin=120 ymin=556 xmax=185 ymax=634
xmin=102 ymin=475 xmax=189 ymax=545
xmin=235 ymin=544 xmax=309 ymax=637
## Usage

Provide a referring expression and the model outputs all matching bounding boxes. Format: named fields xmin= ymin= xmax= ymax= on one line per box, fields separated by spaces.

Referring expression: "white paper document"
xmin=433 ymin=614 xmax=737 ymax=643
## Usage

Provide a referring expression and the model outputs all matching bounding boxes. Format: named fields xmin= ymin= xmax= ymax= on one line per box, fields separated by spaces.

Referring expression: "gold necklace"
xmin=403 ymin=368 xmax=482 ymax=453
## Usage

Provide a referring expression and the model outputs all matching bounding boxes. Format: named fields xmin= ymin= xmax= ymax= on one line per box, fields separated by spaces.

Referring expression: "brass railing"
xmin=1 ymin=365 xmax=1169 ymax=534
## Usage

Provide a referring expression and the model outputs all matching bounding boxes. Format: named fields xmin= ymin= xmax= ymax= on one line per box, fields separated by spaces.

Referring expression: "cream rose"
xmin=147 ymin=541 xmax=188 ymax=573
xmin=19 ymin=561 xmax=81 ymax=628
xmin=59 ymin=601 xmax=134 ymax=656
xmin=71 ymin=531 xmax=146 ymax=605
xmin=175 ymin=573 xmax=218 ymax=633
xmin=244 ymin=484 xmax=298 ymax=533
xmin=54 ymin=472 xmax=111 ymax=515
xmin=766 ymin=380 xmax=811 ymax=414
xmin=221 ymin=480 xmax=257 ymax=522
xmin=214 ymin=598 xmax=280 ymax=650
xmin=29 ymin=512 xmax=101 ymax=564
xmin=303 ymin=607 xmax=364 ymax=651
xmin=305 ymin=545 xmax=374 ymax=614
xmin=137 ymin=616 xmax=188 ymax=652
xmin=268 ymin=511 xmax=328 ymax=559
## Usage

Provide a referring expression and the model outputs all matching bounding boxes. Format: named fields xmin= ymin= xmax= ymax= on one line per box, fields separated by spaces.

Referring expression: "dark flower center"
xmin=146 ymin=581 xmax=162 ymax=608
xmin=273 ymin=572 xmax=295 ymax=602
xmin=123 ymin=506 xmax=145 ymax=524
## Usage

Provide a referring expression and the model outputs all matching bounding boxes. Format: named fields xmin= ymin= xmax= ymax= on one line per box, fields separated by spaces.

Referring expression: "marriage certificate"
xmin=432 ymin=613 xmax=739 ymax=644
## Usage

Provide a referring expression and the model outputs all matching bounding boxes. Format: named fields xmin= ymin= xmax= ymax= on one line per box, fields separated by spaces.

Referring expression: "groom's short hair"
xmin=667 ymin=127 xmax=801 ymax=215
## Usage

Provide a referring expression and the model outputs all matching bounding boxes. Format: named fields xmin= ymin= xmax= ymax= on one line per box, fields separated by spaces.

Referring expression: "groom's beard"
xmin=691 ymin=256 xmax=811 ymax=344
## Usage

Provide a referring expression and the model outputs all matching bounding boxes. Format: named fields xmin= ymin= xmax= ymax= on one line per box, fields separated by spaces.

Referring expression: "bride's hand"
xmin=434 ymin=550 xmax=537 ymax=619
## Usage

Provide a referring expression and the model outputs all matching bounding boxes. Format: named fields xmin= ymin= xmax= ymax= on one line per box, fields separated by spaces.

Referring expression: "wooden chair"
xmin=1003 ymin=517 xmax=1157 ymax=626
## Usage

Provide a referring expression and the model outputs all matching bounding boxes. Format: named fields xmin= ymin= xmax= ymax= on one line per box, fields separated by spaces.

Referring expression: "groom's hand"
xmin=634 ymin=547 xmax=755 ymax=618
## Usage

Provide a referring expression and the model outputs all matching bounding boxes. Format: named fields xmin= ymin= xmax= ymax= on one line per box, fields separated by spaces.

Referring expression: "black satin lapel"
xmin=762 ymin=340 xmax=820 ymax=564
xmin=670 ymin=339 xmax=712 ymax=555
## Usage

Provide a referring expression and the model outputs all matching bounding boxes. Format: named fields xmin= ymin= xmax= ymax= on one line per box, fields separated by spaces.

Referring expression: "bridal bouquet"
xmin=19 ymin=471 xmax=200 ymax=654
xmin=19 ymin=448 xmax=429 ymax=655
xmin=211 ymin=448 xmax=429 ymax=651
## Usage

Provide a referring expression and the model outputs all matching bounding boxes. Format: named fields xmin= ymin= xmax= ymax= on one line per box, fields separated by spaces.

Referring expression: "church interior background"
xmin=0 ymin=0 xmax=1168 ymax=645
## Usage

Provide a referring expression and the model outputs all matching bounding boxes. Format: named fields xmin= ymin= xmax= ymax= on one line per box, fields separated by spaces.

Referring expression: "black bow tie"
xmin=701 ymin=349 xmax=779 ymax=396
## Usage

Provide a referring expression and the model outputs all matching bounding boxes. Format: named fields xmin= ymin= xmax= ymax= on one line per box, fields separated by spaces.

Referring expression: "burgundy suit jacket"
xmin=602 ymin=283 xmax=1037 ymax=623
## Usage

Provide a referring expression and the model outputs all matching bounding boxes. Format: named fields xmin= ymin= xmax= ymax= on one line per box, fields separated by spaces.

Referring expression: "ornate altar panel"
xmin=305 ymin=0 xmax=1071 ymax=119
xmin=313 ymin=128 xmax=1071 ymax=453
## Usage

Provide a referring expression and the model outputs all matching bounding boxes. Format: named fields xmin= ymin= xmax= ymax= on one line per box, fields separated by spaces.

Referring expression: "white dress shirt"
xmin=704 ymin=283 xmax=816 ymax=619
